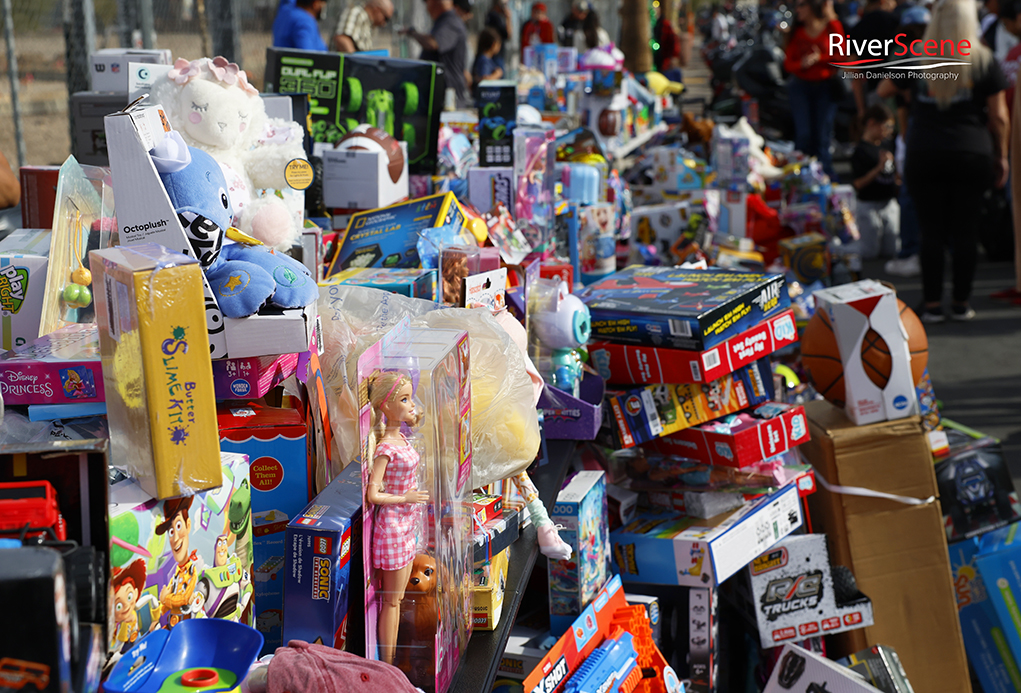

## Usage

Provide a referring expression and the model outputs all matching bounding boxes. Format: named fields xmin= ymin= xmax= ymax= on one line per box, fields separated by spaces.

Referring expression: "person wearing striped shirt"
xmin=332 ymin=0 xmax=394 ymax=52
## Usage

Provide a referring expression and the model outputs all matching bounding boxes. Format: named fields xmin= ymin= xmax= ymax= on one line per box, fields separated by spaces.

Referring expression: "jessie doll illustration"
xmin=364 ymin=370 xmax=430 ymax=666
xmin=110 ymin=558 xmax=158 ymax=652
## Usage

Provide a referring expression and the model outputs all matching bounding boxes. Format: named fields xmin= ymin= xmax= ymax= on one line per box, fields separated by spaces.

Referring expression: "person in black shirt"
xmin=881 ymin=0 xmax=1010 ymax=322
xmin=560 ymin=1 xmax=589 ymax=46
xmin=851 ymin=104 xmax=900 ymax=258
xmin=484 ymin=0 xmax=510 ymax=68
xmin=405 ymin=0 xmax=470 ymax=108
xmin=850 ymin=0 xmax=900 ymax=120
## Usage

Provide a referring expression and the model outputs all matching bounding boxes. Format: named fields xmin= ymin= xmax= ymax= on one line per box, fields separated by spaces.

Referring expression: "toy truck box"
xmin=590 ymin=308 xmax=798 ymax=385
xmin=644 ymin=402 xmax=810 ymax=469
xmin=603 ymin=357 xmax=774 ymax=449
xmin=0 ymin=228 xmax=51 ymax=351
xmin=610 ymin=482 xmax=803 ymax=588
xmin=582 ymin=267 xmax=789 ymax=351
xmin=218 ymin=402 xmax=312 ymax=653
xmin=936 ymin=432 xmax=1020 ymax=542
xmin=283 ymin=462 xmax=363 ymax=652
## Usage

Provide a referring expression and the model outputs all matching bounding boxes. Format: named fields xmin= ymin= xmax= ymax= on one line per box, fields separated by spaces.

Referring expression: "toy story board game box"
xmin=283 ymin=462 xmax=363 ymax=652
xmin=326 ymin=192 xmax=466 ymax=275
xmin=582 ymin=267 xmax=790 ymax=351
xmin=548 ymin=471 xmax=611 ymax=637
xmin=356 ymin=319 xmax=474 ymax=693
xmin=603 ymin=357 xmax=774 ymax=449
xmin=322 ymin=267 xmax=438 ymax=300
xmin=217 ymin=403 xmax=312 ymax=653
xmin=106 ymin=451 xmax=254 ymax=663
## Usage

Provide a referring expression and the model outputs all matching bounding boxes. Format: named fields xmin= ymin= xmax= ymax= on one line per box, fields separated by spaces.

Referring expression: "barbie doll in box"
xmin=365 ymin=370 xmax=429 ymax=665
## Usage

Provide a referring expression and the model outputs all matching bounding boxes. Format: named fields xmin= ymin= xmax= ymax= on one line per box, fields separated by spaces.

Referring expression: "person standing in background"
xmin=405 ymin=0 xmax=471 ymax=107
xmin=849 ymin=0 xmax=899 ymax=123
xmin=521 ymin=2 xmax=556 ymax=58
xmin=982 ymin=0 xmax=1021 ymax=69
xmin=332 ymin=0 xmax=394 ymax=52
xmin=473 ymin=27 xmax=505 ymax=100
xmin=485 ymin=0 xmax=511 ymax=68
xmin=710 ymin=4 xmax=730 ymax=41
xmin=560 ymin=1 xmax=590 ymax=46
xmin=653 ymin=6 xmax=683 ymax=81
xmin=272 ymin=0 xmax=329 ymax=50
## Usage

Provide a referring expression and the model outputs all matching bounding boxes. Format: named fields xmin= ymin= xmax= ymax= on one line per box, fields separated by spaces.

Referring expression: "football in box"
xmin=745 ymin=534 xmax=874 ymax=648
xmin=645 ymin=402 xmax=810 ymax=469
xmin=283 ymin=462 xmax=363 ymax=651
xmin=218 ymin=402 xmax=313 ymax=653
xmin=603 ymin=357 xmax=774 ymax=449
xmin=0 ymin=228 xmax=51 ymax=351
xmin=590 ymin=308 xmax=798 ymax=385
xmin=811 ymin=280 xmax=919 ymax=425
xmin=320 ymin=142 xmax=410 ymax=211
xmin=764 ymin=644 xmax=883 ymax=693
xmin=610 ymin=482 xmax=802 ymax=588
xmin=949 ymin=537 xmax=1021 ymax=693
xmin=548 ymin=470 xmax=611 ymax=636
xmin=106 ymin=451 xmax=254 ymax=661
xmin=582 ymin=267 xmax=790 ymax=351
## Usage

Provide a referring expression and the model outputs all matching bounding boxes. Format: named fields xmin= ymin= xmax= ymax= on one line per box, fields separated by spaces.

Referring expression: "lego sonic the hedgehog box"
xmin=581 ymin=267 xmax=789 ymax=351
xmin=283 ymin=462 xmax=363 ymax=651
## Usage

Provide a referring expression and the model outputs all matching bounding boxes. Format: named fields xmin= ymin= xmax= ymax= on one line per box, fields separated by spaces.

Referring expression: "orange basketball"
xmin=802 ymin=299 xmax=929 ymax=407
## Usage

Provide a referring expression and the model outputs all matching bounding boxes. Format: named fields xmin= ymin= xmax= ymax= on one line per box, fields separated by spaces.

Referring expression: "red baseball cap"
xmin=533 ymin=2 xmax=547 ymax=11
xmin=267 ymin=641 xmax=419 ymax=693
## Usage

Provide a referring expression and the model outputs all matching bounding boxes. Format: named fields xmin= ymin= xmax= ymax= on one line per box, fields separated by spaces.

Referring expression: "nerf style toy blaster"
xmin=564 ymin=627 xmax=643 ymax=693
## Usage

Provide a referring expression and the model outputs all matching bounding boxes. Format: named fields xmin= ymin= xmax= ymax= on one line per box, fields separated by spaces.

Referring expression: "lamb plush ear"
xmin=150 ymin=131 xmax=192 ymax=173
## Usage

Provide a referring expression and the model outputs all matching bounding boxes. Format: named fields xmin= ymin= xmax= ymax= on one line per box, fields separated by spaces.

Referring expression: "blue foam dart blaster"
xmin=563 ymin=627 xmax=645 ymax=693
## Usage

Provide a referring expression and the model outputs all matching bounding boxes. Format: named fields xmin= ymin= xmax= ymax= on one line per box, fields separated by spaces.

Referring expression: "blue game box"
xmin=283 ymin=463 xmax=363 ymax=651
xmin=581 ymin=267 xmax=790 ymax=351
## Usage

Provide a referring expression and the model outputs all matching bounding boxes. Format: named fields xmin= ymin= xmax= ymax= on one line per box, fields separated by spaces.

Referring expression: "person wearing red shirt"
xmin=784 ymin=0 xmax=844 ymax=175
xmin=521 ymin=2 xmax=556 ymax=59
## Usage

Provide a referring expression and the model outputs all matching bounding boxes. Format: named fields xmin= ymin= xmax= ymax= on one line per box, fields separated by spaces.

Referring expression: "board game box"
xmin=581 ymin=267 xmax=789 ymax=351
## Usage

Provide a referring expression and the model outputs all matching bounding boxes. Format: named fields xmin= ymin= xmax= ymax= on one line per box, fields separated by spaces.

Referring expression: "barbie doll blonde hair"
xmin=365 ymin=370 xmax=423 ymax=468
xmin=924 ymin=0 xmax=990 ymax=108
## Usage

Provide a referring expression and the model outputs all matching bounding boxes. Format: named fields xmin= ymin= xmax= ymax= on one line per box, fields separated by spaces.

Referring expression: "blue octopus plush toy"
xmin=150 ymin=131 xmax=318 ymax=318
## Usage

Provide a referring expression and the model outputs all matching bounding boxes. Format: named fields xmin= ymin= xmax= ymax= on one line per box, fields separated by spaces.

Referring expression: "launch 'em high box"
xmin=581 ymin=267 xmax=789 ymax=351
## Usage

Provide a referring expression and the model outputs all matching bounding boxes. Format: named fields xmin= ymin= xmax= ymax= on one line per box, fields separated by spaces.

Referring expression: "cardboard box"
xmin=467 ymin=166 xmax=515 ymax=213
xmin=472 ymin=547 xmax=509 ymax=631
xmin=218 ymin=402 xmax=313 ymax=653
xmin=548 ymin=470 xmax=611 ymax=635
xmin=264 ymin=49 xmax=445 ymax=174
xmin=72 ymin=92 xmax=130 ymax=166
xmin=0 ymin=228 xmax=51 ymax=350
xmin=747 ymin=534 xmax=874 ymax=648
xmin=764 ymin=644 xmax=882 ymax=693
xmin=0 ymin=323 xmax=103 ymax=405
xmin=800 ymin=400 xmax=970 ymax=693
xmin=590 ymin=309 xmax=798 ymax=385
xmin=321 ymin=267 xmax=437 ymax=299
xmin=91 ymin=243 xmax=221 ymax=500
xmin=477 ymin=81 xmax=516 ymax=167
xmin=611 ymin=482 xmax=802 ymax=588
xmin=282 ymin=463 xmax=363 ymax=651
xmin=326 ymin=192 xmax=466 ymax=274
xmin=812 ymin=280 xmax=919 ymax=425
xmin=583 ymin=267 xmax=790 ymax=351
xmin=645 ymin=402 xmax=810 ymax=469
xmin=106 ymin=451 xmax=254 ymax=659
xmin=602 ymin=357 xmax=774 ymax=449
xmin=839 ymin=645 xmax=917 ymax=693
xmin=320 ymin=143 xmax=410 ymax=211
xmin=19 ymin=166 xmax=60 ymax=229
xmin=950 ymin=537 xmax=1021 ymax=693
xmin=90 ymin=48 xmax=171 ymax=92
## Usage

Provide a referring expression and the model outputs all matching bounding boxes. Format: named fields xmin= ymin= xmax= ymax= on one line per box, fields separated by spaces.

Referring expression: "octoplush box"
xmin=548 ymin=470 xmax=610 ymax=636
xmin=321 ymin=267 xmax=437 ymax=299
xmin=106 ymin=451 xmax=254 ymax=660
xmin=764 ymin=644 xmax=883 ymax=693
xmin=812 ymin=280 xmax=918 ymax=425
xmin=603 ymin=357 xmax=774 ymax=449
xmin=582 ymin=267 xmax=790 ymax=351
xmin=218 ymin=402 xmax=313 ymax=653
xmin=646 ymin=402 xmax=810 ymax=469
xmin=590 ymin=309 xmax=799 ymax=385
xmin=0 ymin=228 xmax=51 ymax=351
xmin=91 ymin=243 xmax=221 ymax=500
xmin=610 ymin=482 xmax=802 ymax=588
xmin=472 ymin=547 xmax=509 ymax=631
xmin=283 ymin=462 xmax=363 ymax=651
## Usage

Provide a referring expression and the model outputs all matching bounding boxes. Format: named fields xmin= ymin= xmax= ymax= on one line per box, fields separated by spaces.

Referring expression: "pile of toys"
xmin=0 ymin=40 xmax=1008 ymax=693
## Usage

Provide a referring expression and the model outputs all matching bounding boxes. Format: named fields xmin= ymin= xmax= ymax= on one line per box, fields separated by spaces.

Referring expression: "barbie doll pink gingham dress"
xmin=372 ymin=440 xmax=422 ymax=571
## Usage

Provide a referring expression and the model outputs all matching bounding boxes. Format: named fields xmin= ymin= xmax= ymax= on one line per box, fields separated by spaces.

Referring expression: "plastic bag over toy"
xmin=357 ymin=321 xmax=473 ymax=693
xmin=318 ymin=283 xmax=540 ymax=487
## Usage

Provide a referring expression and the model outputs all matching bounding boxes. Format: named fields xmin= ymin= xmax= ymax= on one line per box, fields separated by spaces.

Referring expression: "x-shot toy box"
xmin=264 ymin=48 xmax=445 ymax=174
xmin=283 ymin=462 xmax=363 ymax=651
xmin=645 ymin=402 xmax=810 ymax=469
xmin=590 ymin=308 xmax=798 ymax=385
xmin=325 ymin=191 xmax=466 ymax=275
xmin=603 ymin=357 xmax=774 ymax=449
xmin=976 ymin=524 xmax=1021 ymax=674
xmin=321 ymin=267 xmax=437 ymax=300
xmin=610 ymin=481 xmax=802 ymax=588
xmin=217 ymin=403 xmax=312 ymax=653
xmin=581 ymin=267 xmax=790 ymax=351
xmin=548 ymin=471 xmax=611 ymax=636
xmin=949 ymin=537 xmax=1021 ymax=693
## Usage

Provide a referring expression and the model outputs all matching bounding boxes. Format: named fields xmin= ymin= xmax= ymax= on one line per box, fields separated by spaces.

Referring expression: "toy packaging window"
xmin=356 ymin=319 xmax=473 ymax=693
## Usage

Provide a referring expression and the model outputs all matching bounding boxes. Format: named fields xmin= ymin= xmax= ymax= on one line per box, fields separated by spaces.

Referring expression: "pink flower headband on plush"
xmin=167 ymin=56 xmax=258 ymax=96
